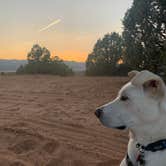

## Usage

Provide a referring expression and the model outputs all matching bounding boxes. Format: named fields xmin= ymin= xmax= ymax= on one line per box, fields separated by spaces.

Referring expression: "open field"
xmin=0 ymin=75 xmax=129 ymax=166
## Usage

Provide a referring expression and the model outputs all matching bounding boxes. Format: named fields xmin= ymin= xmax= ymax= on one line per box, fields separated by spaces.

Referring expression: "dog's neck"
xmin=129 ymin=130 xmax=166 ymax=147
xmin=128 ymin=94 xmax=166 ymax=145
xmin=127 ymin=116 xmax=166 ymax=165
xmin=129 ymin=109 xmax=166 ymax=145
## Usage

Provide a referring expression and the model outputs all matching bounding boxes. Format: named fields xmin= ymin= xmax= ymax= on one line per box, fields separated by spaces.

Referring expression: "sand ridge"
xmin=0 ymin=75 xmax=129 ymax=166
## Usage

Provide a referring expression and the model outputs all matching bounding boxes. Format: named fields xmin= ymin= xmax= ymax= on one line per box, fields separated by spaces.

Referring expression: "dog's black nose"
xmin=95 ymin=109 xmax=103 ymax=118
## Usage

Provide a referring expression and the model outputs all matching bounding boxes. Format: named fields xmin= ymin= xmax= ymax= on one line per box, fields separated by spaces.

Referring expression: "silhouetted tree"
xmin=123 ymin=0 xmax=166 ymax=73
xmin=86 ymin=32 xmax=127 ymax=75
xmin=27 ymin=44 xmax=51 ymax=63
xmin=27 ymin=44 xmax=43 ymax=63
xmin=17 ymin=44 xmax=73 ymax=76
xmin=40 ymin=47 xmax=51 ymax=63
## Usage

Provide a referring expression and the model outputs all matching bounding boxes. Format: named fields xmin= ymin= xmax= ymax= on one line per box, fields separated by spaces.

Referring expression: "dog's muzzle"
xmin=95 ymin=108 xmax=126 ymax=130
xmin=95 ymin=108 xmax=103 ymax=118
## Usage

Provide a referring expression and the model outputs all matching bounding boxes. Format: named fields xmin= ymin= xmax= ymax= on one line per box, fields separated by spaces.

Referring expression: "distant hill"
xmin=0 ymin=60 xmax=27 ymax=72
xmin=0 ymin=59 xmax=85 ymax=72
xmin=64 ymin=61 xmax=85 ymax=72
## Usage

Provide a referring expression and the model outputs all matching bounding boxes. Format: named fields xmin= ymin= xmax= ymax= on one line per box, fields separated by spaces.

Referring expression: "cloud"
xmin=39 ymin=19 xmax=61 ymax=32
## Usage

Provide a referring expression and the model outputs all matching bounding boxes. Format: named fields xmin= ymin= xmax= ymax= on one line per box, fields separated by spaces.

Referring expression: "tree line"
xmin=17 ymin=44 xmax=73 ymax=76
xmin=86 ymin=0 xmax=166 ymax=76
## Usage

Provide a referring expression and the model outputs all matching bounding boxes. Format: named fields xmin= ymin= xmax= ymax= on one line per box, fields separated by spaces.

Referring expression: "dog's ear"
xmin=143 ymin=79 xmax=164 ymax=98
xmin=131 ymin=70 xmax=165 ymax=98
xmin=128 ymin=70 xmax=140 ymax=78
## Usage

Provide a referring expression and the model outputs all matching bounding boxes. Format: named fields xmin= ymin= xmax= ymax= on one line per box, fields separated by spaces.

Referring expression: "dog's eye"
xmin=120 ymin=96 xmax=129 ymax=101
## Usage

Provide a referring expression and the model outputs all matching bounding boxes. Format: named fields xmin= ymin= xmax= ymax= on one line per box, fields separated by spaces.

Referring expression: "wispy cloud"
xmin=39 ymin=19 xmax=61 ymax=32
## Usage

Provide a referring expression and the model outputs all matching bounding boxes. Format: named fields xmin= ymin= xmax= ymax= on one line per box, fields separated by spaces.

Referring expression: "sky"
xmin=0 ymin=0 xmax=133 ymax=62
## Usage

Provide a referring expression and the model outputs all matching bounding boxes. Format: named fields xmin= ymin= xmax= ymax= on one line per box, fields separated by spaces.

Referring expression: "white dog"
xmin=95 ymin=70 xmax=166 ymax=166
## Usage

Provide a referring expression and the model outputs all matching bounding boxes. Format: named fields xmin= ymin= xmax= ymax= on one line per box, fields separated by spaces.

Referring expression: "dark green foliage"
xmin=17 ymin=61 xmax=73 ymax=76
xmin=86 ymin=32 xmax=125 ymax=75
xmin=86 ymin=0 xmax=166 ymax=76
xmin=27 ymin=44 xmax=51 ymax=63
xmin=123 ymin=0 xmax=166 ymax=73
xmin=115 ymin=64 xmax=133 ymax=76
xmin=17 ymin=44 xmax=73 ymax=76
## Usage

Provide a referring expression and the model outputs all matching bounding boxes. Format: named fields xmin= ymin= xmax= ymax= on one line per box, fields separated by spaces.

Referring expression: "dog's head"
xmin=95 ymin=70 xmax=166 ymax=133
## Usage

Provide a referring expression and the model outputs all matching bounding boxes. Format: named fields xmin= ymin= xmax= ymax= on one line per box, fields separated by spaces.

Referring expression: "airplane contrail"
xmin=39 ymin=19 xmax=61 ymax=32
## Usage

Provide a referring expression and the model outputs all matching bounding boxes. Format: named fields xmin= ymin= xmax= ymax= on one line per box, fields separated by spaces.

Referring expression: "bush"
xmin=16 ymin=61 xmax=73 ymax=76
xmin=16 ymin=44 xmax=73 ymax=76
xmin=114 ymin=64 xmax=133 ymax=76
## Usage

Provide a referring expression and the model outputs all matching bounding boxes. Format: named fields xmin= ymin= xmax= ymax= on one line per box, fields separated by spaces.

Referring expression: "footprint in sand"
xmin=10 ymin=161 xmax=25 ymax=166
xmin=97 ymin=159 xmax=120 ymax=166
xmin=46 ymin=159 xmax=86 ymax=166
xmin=46 ymin=158 xmax=63 ymax=166
xmin=9 ymin=139 xmax=37 ymax=154
xmin=43 ymin=140 xmax=60 ymax=154
xmin=71 ymin=160 xmax=87 ymax=166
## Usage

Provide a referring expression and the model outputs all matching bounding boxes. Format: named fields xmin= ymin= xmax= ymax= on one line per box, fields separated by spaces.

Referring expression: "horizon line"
xmin=0 ymin=58 xmax=85 ymax=63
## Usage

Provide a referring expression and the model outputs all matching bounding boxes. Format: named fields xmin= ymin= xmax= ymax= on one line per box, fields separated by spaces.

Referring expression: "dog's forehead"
xmin=119 ymin=82 xmax=139 ymax=96
xmin=131 ymin=70 xmax=161 ymax=86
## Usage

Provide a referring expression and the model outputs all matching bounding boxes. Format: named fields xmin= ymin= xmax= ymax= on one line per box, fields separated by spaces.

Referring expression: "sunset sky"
xmin=0 ymin=0 xmax=133 ymax=62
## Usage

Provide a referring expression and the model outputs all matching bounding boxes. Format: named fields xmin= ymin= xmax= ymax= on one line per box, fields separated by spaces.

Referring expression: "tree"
xmin=27 ymin=44 xmax=51 ymax=63
xmin=27 ymin=44 xmax=43 ymax=63
xmin=17 ymin=44 xmax=73 ymax=76
xmin=40 ymin=47 xmax=51 ymax=63
xmin=86 ymin=32 xmax=124 ymax=75
xmin=123 ymin=0 xmax=166 ymax=73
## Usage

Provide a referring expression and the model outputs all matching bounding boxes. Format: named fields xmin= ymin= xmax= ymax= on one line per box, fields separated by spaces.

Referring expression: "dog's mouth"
xmin=114 ymin=126 xmax=126 ymax=130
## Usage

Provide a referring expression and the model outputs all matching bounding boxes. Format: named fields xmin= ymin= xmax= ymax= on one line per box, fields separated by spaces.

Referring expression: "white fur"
xmin=97 ymin=70 xmax=166 ymax=166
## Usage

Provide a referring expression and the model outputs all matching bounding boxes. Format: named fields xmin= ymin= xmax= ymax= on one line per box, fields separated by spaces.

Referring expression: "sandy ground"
xmin=0 ymin=75 xmax=130 ymax=166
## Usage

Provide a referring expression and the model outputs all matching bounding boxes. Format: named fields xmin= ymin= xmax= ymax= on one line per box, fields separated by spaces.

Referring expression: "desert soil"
xmin=0 ymin=75 xmax=129 ymax=166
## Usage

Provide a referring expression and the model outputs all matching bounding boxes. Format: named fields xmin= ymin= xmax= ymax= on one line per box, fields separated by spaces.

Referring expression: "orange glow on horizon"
xmin=0 ymin=49 xmax=88 ymax=62
xmin=0 ymin=0 xmax=133 ymax=63
xmin=54 ymin=50 xmax=87 ymax=62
